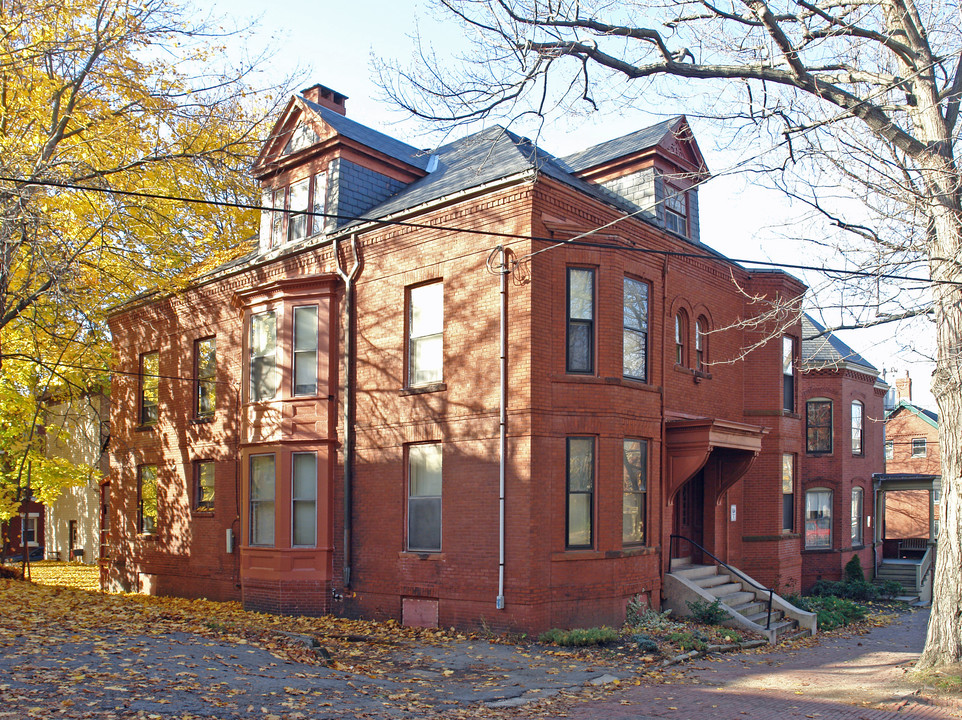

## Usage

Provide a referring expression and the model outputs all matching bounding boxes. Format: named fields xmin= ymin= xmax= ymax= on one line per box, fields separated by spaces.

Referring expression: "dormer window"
xmin=261 ymin=171 xmax=329 ymax=252
xmin=288 ymin=178 xmax=309 ymax=242
xmin=664 ymin=185 xmax=688 ymax=237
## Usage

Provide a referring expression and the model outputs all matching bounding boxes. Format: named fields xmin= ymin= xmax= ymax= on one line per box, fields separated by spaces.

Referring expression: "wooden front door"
xmin=674 ymin=471 xmax=705 ymax=563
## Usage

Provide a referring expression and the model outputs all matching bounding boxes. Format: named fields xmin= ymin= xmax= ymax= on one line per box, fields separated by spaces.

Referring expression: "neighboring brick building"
xmin=879 ymin=372 xmax=940 ymax=546
xmin=797 ymin=316 xmax=885 ymax=589
xmin=104 ymin=84 xmax=882 ymax=631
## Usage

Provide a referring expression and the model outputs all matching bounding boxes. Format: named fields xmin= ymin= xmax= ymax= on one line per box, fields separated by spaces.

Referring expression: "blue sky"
xmin=209 ymin=0 xmax=937 ymax=409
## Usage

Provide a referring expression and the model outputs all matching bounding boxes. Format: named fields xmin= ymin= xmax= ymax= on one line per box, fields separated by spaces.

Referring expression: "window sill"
xmin=607 ymin=545 xmax=658 ymax=558
xmin=806 ymin=451 xmax=834 ymax=457
xmin=191 ymin=416 xmax=215 ymax=425
xmin=137 ymin=533 xmax=158 ymax=540
xmin=134 ymin=424 xmax=157 ymax=433
xmin=551 ymin=550 xmax=603 ymax=561
xmin=802 ymin=547 xmax=837 ymax=554
xmin=192 ymin=509 xmax=214 ymax=516
xmin=398 ymin=551 xmax=444 ymax=560
xmin=400 ymin=383 xmax=447 ymax=396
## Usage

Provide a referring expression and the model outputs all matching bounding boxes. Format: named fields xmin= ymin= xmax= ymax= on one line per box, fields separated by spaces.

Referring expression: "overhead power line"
xmin=0 ymin=174 xmax=942 ymax=286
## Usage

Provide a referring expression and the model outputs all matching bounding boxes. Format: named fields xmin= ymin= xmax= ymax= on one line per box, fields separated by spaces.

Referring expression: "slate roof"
xmin=209 ymin=107 xmax=737 ymax=279
xmin=303 ymin=99 xmax=433 ymax=172
xmin=559 ymin=117 xmax=683 ymax=172
xmin=801 ymin=314 xmax=878 ymax=374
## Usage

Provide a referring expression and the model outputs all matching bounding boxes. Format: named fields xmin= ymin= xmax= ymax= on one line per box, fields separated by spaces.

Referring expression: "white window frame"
xmin=250 ymin=454 xmax=276 ymax=547
xmin=292 ymin=452 xmax=317 ymax=547
xmin=408 ymin=282 xmax=444 ymax=387
xmin=805 ymin=488 xmax=833 ymax=549
xmin=408 ymin=443 xmax=442 ymax=552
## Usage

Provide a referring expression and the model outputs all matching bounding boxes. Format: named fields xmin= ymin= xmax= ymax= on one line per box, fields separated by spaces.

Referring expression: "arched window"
xmin=695 ymin=316 xmax=708 ymax=372
xmin=806 ymin=398 xmax=833 ymax=453
xmin=851 ymin=486 xmax=864 ymax=546
xmin=851 ymin=401 xmax=864 ymax=455
xmin=675 ymin=310 xmax=688 ymax=366
xmin=805 ymin=488 xmax=832 ymax=549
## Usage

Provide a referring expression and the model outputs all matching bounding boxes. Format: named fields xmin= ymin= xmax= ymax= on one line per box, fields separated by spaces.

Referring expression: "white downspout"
xmin=491 ymin=246 xmax=509 ymax=610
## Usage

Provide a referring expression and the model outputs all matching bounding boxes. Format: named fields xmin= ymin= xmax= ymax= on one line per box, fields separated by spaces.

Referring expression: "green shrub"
xmin=538 ymin=626 xmax=620 ymax=646
xmin=801 ymin=595 xmax=868 ymax=630
xmin=844 ymin=555 xmax=866 ymax=583
xmin=625 ymin=596 xmax=677 ymax=632
xmin=687 ymin=598 xmax=729 ymax=625
xmin=811 ymin=578 xmax=878 ymax=601
xmin=667 ymin=631 xmax=707 ymax=652
xmin=878 ymin=579 xmax=904 ymax=598
xmin=630 ymin=633 xmax=660 ymax=652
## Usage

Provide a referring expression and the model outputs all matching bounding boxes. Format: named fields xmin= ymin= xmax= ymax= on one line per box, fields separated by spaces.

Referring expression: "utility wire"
xmin=0 ymin=173 xmax=941 ymax=285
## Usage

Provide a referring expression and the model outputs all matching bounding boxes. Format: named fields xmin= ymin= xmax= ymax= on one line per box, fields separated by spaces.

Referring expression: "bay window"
xmin=566 ymin=437 xmax=594 ymax=548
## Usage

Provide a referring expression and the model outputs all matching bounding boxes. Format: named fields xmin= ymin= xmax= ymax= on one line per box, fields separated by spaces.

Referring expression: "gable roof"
xmin=302 ymin=99 xmax=433 ymax=172
xmin=886 ymin=399 xmax=939 ymax=427
xmin=560 ymin=116 xmax=708 ymax=177
xmin=801 ymin=314 xmax=878 ymax=375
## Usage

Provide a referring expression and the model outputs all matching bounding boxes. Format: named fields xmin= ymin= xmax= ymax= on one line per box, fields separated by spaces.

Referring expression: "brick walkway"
xmin=564 ymin=608 xmax=962 ymax=719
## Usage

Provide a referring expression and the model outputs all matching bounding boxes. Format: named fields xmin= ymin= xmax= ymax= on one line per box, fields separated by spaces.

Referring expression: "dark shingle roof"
xmin=303 ymin=99 xmax=432 ymax=172
xmin=887 ymin=399 xmax=939 ymax=426
xmin=801 ymin=314 xmax=878 ymax=374
xmin=559 ymin=117 xmax=682 ymax=172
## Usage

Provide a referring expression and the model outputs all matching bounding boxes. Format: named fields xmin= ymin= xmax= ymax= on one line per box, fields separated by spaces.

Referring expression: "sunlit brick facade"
xmin=105 ymin=84 xmax=883 ymax=631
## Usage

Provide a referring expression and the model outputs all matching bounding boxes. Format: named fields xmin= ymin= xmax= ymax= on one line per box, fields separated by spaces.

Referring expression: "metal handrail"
xmin=670 ymin=534 xmax=775 ymax=629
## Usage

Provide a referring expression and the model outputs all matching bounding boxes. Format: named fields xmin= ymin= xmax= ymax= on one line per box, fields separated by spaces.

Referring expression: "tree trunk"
xmin=917 ymin=199 xmax=962 ymax=668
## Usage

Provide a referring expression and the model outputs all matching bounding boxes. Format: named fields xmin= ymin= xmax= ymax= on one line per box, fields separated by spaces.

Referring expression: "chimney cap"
xmin=300 ymin=83 xmax=348 ymax=115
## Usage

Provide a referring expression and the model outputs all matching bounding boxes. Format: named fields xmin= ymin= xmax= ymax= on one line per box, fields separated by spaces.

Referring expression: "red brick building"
xmin=798 ymin=315 xmax=885 ymax=589
xmin=104 ymin=84 xmax=882 ymax=631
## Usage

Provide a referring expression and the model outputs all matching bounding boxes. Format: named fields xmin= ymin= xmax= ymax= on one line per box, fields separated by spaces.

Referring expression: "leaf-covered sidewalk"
xmin=0 ymin=564 xmax=932 ymax=719
xmin=0 ymin=571 xmax=676 ymax=718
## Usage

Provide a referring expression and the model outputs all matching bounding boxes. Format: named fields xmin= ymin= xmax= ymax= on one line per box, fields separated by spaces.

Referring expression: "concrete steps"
xmin=664 ymin=563 xmax=817 ymax=645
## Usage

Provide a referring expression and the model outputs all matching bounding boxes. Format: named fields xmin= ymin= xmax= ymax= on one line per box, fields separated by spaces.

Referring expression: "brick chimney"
xmin=896 ymin=370 xmax=912 ymax=402
xmin=301 ymin=84 xmax=347 ymax=115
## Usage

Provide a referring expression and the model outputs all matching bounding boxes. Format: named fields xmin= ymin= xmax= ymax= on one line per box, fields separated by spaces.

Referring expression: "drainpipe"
xmin=498 ymin=246 xmax=508 ymax=610
xmin=661 ymin=254 xmax=670 ymax=576
xmin=488 ymin=246 xmax=510 ymax=610
xmin=335 ymin=234 xmax=360 ymax=587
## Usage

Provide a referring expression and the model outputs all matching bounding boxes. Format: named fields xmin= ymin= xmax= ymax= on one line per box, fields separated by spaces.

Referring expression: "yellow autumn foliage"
xmin=0 ymin=0 xmax=289 ymax=517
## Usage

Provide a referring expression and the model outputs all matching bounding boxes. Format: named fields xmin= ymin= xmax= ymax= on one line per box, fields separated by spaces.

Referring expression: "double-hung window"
xmin=622 ymin=439 xmax=647 ymax=545
xmin=292 ymin=453 xmax=317 ymax=546
xmin=566 ymin=268 xmax=594 ymax=374
xmin=806 ymin=399 xmax=832 ymax=453
xmin=408 ymin=283 xmax=444 ymax=386
xmin=675 ymin=312 xmax=687 ymax=366
xmin=250 ymin=312 xmax=278 ymax=401
xmin=408 ymin=444 xmax=442 ymax=551
xmin=138 ymin=465 xmax=158 ymax=534
xmin=287 ymin=178 xmax=310 ymax=242
xmin=250 ymin=455 xmax=275 ymax=546
xmin=805 ymin=489 xmax=832 ymax=549
xmin=912 ymin=438 xmax=926 ymax=457
xmin=623 ymin=278 xmax=648 ymax=381
xmin=195 ymin=337 xmax=216 ymax=418
xmin=782 ymin=454 xmax=795 ymax=532
xmin=782 ymin=337 xmax=795 ymax=412
xmin=851 ymin=487 xmax=864 ymax=546
xmin=195 ymin=461 xmax=215 ymax=511
xmin=566 ymin=437 xmax=594 ymax=548
xmin=695 ymin=317 xmax=707 ymax=372
xmin=293 ymin=306 xmax=318 ymax=396
xmin=851 ymin=401 xmax=864 ymax=455
xmin=139 ymin=352 xmax=159 ymax=425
